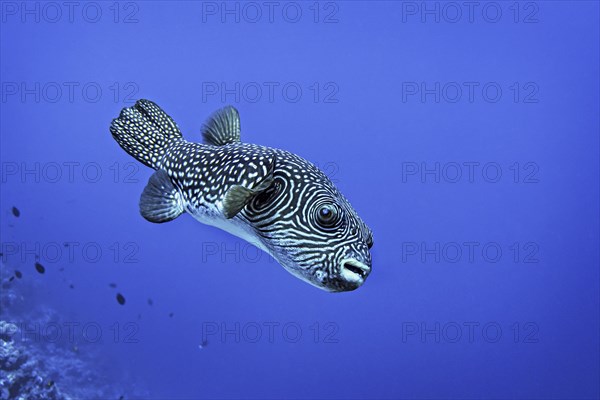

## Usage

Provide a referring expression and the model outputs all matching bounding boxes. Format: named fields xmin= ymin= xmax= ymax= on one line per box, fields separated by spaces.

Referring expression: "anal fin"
xmin=139 ymin=170 xmax=184 ymax=223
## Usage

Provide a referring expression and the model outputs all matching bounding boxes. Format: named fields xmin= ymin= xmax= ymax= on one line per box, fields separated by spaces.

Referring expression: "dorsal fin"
xmin=201 ymin=106 xmax=241 ymax=146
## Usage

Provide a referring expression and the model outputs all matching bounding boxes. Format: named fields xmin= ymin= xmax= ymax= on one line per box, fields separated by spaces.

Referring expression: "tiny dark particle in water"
xmin=59 ymin=267 xmax=65 ymax=272
xmin=9 ymin=276 xmax=14 ymax=282
xmin=12 ymin=207 xmax=20 ymax=217
xmin=109 ymin=283 xmax=117 ymax=288
xmin=169 ymin=312 xmax=174 ymax=318
xmin=35 ymin=262 xmax=45 ymax=274
xmin=147 ymin=298 xmax=153 ymax=306
xmin=116 ymin=293 xmax=126 ymax=305
xmin=69 ymin=284 xmax=75 ymax=289
xmin=119 ymin=396 xmax=125 ymax=400
xmin=15 ymin=271 xmax=22 ymax=279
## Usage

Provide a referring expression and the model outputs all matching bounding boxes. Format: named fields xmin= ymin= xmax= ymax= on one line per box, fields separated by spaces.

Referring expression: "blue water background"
xmin=1 ymin=1 xmax=599 ymax=399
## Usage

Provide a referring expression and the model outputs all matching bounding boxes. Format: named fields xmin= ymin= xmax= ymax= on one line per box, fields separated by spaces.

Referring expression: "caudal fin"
xmin=110 ymin=100 xmax=183 ymax=169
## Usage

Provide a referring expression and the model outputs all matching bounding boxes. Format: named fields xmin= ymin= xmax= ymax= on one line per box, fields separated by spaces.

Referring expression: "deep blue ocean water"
xmin=1 ymin=1 xmax=599 ymax=399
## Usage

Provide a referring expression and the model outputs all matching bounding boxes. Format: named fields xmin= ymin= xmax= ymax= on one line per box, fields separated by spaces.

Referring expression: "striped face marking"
xmin=111 ymin=100 xmax=373 ymax=292
xmin=242 ymin=150 xmax=373 ymax=292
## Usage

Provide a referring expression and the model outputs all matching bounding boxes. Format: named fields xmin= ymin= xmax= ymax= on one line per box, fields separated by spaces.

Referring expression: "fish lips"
xmin=327 ymin=258 xmax=371 ymax=292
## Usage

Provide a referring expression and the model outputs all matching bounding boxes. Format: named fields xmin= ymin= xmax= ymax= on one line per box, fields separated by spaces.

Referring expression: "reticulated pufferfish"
xmin=110 ymin=100 xmax=373 ymax=292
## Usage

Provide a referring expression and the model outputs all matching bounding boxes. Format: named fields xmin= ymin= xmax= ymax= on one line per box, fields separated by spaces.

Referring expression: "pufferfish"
xmin=110 ymin=100 xmax=373 ymax=292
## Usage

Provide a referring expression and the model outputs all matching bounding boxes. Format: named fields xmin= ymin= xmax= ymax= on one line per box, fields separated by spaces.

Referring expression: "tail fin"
xmin=110 ymin=99 xmax=183 ymax=169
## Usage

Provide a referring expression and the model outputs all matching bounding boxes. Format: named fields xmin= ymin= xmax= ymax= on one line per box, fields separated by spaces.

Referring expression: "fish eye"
xmin=315 ymin=204 xmax=341 ymax=229
xmin=367 ymin=235 xmax=374 ymax=249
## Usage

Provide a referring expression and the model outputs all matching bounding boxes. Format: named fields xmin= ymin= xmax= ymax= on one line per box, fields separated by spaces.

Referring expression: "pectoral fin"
xmin=222 ymin=157 xmax=275 ymax=219
xmin=139 ymin=170 xmax=184 ymax=223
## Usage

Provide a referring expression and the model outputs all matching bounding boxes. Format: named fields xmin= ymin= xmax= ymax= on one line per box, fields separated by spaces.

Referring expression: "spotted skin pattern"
xmin=110 ymin=99 xmax=373 ymax=292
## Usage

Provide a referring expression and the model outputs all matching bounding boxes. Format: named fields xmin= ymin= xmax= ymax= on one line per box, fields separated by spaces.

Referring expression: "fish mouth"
xmin=339 ymin=258 xmax=371 ymax=283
